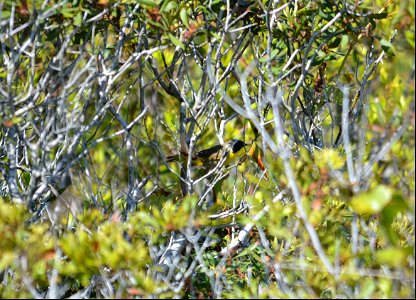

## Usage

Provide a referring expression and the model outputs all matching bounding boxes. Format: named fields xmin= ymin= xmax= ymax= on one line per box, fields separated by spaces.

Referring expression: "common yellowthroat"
xmin=166 ymin=139 xmax=248 ymax=168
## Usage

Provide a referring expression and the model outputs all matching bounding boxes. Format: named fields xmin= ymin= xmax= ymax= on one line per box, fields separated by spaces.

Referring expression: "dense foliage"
xmin=0 ymin=0 xmax=414 ymax=298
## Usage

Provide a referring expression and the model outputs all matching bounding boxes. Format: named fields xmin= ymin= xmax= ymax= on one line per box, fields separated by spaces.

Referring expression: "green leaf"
xmin=380 ymin=194 xmax=409 ymax=245
xmin=358 ymin=278 xmax=376 ymax=298
xmin=162 ymin=1 xmax=178 ymax=12
xmin=368 ymin=12 xmax=388 ymax=20
xmin=380 ymin=39 xmax=396 ymax=56
xmin=296 ymin=8 xmax=319 ymax=16
xmin=168 ymin=34 xmax=185 ymax=50
xmin=350 ymin=186 xmax=393 ymax=215
xmin=328 ymin=36 xmax=342 ymax=48
xmin=0 ymin=251 xmax=16 ymax=269
xmin=74 ymin=12 xmax=83 ymax=27
xmin=22 ymin=171 xmax=31 ymax=186
xmin=147 ymin=19 xmax=166 ymax=30
xmin=315 ymin=148 xmax=345 ymax=170
xmin=312 ymin=53 xmax=337 ymax=66
xmin=405 ymin=31 xmax=415 ymax=49
xmin=375 ymin=247 xmax=412 ymax=267
xmin=164 ymin=111 xmax=176 ymax=131
xmin=137 ymin=0 xmax=162 ymax=7
xmin=180 ymin=7 xmax=189 ymax=27
xmin=259 ymin=49 xmax=280 ymax=63
xmin=181 ymin=195 xmax=198 ymax=213
xmin=381 ymin=194 xmax=409 ymax=225
xmin=60 ymin=7 xmax=78 ymax=18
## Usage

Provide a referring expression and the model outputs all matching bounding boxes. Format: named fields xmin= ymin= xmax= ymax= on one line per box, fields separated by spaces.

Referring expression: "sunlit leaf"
xmin=168 ymin=33 xmax=185 ymax=50
xmin=375 ymin=247 xmax=412 ymax=267
xmin=380 ymin=194 xmax=409 ymax=245
xmin=137 ymin=0 xmax=162 ymax=7
xmin=350 ymin=186 xmax=393 ymax=215
xmin=180 ymin=7 xmax=189 ymax=27
xmin=74 ymin=12 xmax=83 ymax=27
xmin=162 ymin=1 xmax=178 ymax=12
xmin=380 ymin=39 xmax=396 ymax=56
xmin=315 ymin=148 xmax=344 ymax=170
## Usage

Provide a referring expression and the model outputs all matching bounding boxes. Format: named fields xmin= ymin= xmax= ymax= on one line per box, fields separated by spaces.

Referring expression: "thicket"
xmin=0 ymin=0 xmax=414 ymax=298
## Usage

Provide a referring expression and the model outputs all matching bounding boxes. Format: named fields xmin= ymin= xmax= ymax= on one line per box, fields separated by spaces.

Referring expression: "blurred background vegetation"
xmin=0 ymin=0 xmax=414 ymax=298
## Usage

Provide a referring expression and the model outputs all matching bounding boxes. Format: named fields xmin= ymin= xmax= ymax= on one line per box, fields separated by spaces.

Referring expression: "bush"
xmin=0 ymin=0 xmax=414 ymax=298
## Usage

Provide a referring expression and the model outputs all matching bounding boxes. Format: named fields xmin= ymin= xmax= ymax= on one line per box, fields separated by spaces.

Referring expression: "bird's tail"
xmin=166 ymin=155 xmax=179 ymax=162
xmin=166 ymin=151 xmax=189 ymax=163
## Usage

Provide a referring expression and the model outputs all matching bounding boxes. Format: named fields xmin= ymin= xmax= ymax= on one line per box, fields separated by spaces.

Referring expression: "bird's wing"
xmin=195 ymin=145 xmax=223 ymax=161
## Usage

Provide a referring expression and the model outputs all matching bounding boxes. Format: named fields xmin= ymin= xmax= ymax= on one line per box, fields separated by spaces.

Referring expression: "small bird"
xmin=166 ymin=139 xmax=248 ymax=168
